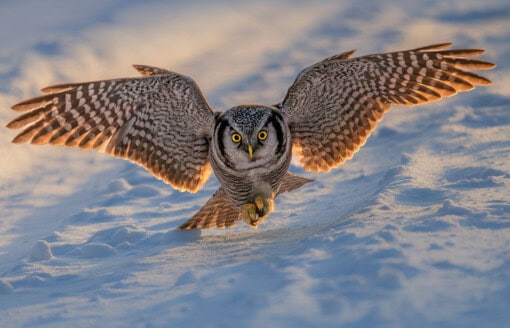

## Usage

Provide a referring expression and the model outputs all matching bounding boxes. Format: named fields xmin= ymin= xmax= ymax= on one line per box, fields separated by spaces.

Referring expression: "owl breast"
xmin=209 ymin=106 xmax=292 ymax=207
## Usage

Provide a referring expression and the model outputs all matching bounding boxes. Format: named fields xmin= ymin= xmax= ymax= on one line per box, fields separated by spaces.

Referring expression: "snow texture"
xmin=28 ymin=241 xmax=53 ymax=262
xmin=0 ymin=1 xmax=509 ymax=327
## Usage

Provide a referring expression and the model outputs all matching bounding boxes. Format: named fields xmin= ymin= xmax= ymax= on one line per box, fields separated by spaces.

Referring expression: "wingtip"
xmin=132 ymin=64 xmax=171 ymax=76
xmin=414 ymin=42 xmax=453 ymax=52
xmin=469 ymin=49 xmax=485 ymax=55
xmin=132 ymin=64 xmax=151 ymax=76
xmin=132 ymin=64 xmax=144 ymax=71
xmin=476 ymin=76 xmax=493 ymax=85
xmin=11 ymin=133 xmax=29 ymax=144
xmin=486 ymin=62 xmax=496 ymax=70
xmin=339 ymin=49 xmax=357 ymax=60
xmin=6 ymin=120 xmax=16 ymax=129
xmin=11 ymin=100 xmax=32 ymax=112
xmin=40 ymin=84 xmax=76 ymax=94
xmin=177 ymin=223 xmax=191 ymax=230
xmin=11 ymin=96 xmax=54 ymax=112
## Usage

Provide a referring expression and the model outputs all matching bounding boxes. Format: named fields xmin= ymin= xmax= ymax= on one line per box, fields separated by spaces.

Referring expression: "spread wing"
xmin=280 ymin=43 xmax=495 ymax=172
xmin=7 ymin=65 xmax=216 ymax=192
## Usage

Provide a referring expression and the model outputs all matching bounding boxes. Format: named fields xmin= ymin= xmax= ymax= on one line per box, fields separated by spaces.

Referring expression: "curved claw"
xmin=241 ymin=196 xmax=274 ymax=229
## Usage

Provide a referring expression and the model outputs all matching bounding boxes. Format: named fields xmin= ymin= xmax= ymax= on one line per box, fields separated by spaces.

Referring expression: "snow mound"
xmin=72 ymin=243 xmax=116 ymax=259
xmin=28 ymin=240 xmax=53 ymax=262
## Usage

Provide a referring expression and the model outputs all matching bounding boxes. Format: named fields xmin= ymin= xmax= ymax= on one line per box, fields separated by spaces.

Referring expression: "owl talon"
xmin=254 ymin=195 xmax=274 ymax=217
xmin=255 ymin=196 xmax=265 ymax=213
xmin=241 ymin=197 xmax=274 ymax=229
xmin=241 ymin=203 xmax=258 ymax=228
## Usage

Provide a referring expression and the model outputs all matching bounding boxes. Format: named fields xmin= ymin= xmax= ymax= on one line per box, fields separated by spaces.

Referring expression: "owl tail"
xmin=178 ymin=172 xmax=314 ymax=229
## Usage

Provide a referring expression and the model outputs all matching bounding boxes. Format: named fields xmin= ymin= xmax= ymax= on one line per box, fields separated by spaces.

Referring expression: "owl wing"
xmin=7 ymin=65 xmax=216 ymax=192
xmin=280 ymin=43 xmax=495 ymax=172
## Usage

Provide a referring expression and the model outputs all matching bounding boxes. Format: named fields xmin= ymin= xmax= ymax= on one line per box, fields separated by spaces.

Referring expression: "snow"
xmin=1 ymin=1 xmax=509 ymax=327
xmin=28 ymin=241 xmax=54 ymax=262
xmin=0 ymin=281 xmax=13 ymax=295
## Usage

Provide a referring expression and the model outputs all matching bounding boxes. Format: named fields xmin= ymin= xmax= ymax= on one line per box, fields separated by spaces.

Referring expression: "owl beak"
xmin=247 ymin=144 xmax=254 ymax=159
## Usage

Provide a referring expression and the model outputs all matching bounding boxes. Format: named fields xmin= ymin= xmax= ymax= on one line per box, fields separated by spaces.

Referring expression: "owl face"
xmin=213 ymin=106 xmax=288 ymax=170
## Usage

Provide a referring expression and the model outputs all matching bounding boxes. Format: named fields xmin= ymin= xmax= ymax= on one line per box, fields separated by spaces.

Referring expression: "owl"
xmin=7 ymin=43 xmax=494 ymax=229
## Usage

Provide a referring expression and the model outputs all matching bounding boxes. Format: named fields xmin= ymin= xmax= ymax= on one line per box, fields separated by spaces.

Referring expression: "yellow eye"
xmin=231 ymin=133 xmax=242 ymax=143
xmin=257 ymin=130 xmax=268 ymax=141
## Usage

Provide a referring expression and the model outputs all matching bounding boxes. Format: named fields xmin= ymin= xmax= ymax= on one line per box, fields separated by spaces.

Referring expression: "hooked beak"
xmin=247 ymin=144 xmax=254 ymax=159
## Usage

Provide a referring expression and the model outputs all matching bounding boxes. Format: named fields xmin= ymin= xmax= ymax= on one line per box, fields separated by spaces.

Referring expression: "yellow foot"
xmin=241 ymin=196 xmax=274 ymax=229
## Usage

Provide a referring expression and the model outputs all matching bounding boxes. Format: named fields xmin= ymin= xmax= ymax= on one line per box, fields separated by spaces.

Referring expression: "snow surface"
xmin=0 ymin=1 xmax=509 ymax=327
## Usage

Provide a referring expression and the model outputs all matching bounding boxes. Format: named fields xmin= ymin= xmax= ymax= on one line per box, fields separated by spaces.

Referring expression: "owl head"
xmin=213 ymin=105 xmax=289 ymax=169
